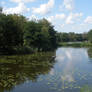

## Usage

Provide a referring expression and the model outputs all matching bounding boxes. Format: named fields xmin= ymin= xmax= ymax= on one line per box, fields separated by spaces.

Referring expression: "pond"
xmin=0 ymin=47 xmax=92 ymax=92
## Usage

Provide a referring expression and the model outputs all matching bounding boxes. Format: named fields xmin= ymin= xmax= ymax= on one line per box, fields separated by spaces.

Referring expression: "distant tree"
xmin=88 ymin=48 xmax=92 ymax=58
xmin=88 ymin=30 xmax=92 ymax=43
xmin=68 ymin=32 xmax=76 ymax=41
xmin=0 ymin=7 xmax=2 ymax=14
xmin=82 ymin=33 xmax=88 ymax=41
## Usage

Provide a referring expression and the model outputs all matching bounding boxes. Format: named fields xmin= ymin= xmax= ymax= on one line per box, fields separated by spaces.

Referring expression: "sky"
xmin=0 ymin=0 xmax=92 ymax=33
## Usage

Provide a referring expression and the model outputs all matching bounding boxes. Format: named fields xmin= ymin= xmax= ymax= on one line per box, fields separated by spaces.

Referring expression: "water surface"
xmin=0 ymin=47 xmax=92 ymax=92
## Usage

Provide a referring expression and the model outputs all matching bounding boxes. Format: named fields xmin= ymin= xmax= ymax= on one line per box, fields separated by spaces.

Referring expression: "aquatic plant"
xmin=80 ymin=85 xmax=92 ymax=92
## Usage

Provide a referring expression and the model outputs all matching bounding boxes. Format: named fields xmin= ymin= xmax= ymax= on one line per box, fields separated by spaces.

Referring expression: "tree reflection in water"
xmin=0 ymin=52 xmax=56 ymax=92
xmin=88 ymin=48 xmax=92 ymax=59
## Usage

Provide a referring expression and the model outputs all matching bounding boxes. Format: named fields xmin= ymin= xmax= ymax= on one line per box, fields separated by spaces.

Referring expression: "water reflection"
xmin=88 ymin=48 xmax=92 ymax=59
xmin=0 ymin=48 xmax=92 ymax=92
xmin=0 ymin=52 xmax=56 ymax=92
xmin=80 ymin=85 xmax=92 ymax=92
xmin=54 ymin=48 xmax=92 ymax=91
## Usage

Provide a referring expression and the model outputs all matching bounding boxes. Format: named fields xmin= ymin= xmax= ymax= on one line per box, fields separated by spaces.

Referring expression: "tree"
xmin=0 ymin=14 xmax=26 ymax=54
xmin=24 ymin=20 xmax=39 ymax=47
xmin=88 ymin=30 xmax=92 ymax=43
xmin=0 ymin=7 xmax=2 ymax=14
xmin=10 ymin=14 xmax=27 ymax=46
xmin=37 ymin=19 xmax=57 ymax=51
xmin=24 ymin=19 xmax=57 ymax=51
xmin=0 ymin=9 xmax=57 ymax=54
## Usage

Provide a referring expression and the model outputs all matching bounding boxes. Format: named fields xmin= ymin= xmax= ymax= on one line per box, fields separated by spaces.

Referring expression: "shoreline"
xmin=58 ymin=42 xmax=92 ymax=47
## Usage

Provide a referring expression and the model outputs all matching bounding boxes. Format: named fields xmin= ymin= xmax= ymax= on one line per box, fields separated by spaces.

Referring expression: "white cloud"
xmin=55 ymin=14 xmax=66 ymax=19
xmin=28 ymin=15 xmax=38 ymax=20
xmin=10 ymin=0 xmax=35 ymax=3
xmin=66 ymin=13 xmax=83 ymax=24
xmin=74 ymin=13 xmax=83 ymax=17
xmin=80 ymin=23 xmax=86 ymax=26
xmin=49 ymin=69 xmax=55 ymax=75
xmin=64 ymin=0 xmax=74 ymax=11
xmin=61 ymin=74 xmax=74 ymax=82
xmin=60 ymin=24 xmax=65 ymax=28
xmin=3 ymin=3 xmax=30 ymax=14
xmin=66 ymin=13 xmax=74 ymax=24
xmin=47 ymin=16 xmax=54 ymax=22
xmin=47 ymin=13 xmax=66 ymax=22
xmin=32 ymin=0 xmax=54 ymax=15
xmin=61 ymin=0 xmax=74 ymax=11
xmin=84 ymin=16 xmax=92 ymax=24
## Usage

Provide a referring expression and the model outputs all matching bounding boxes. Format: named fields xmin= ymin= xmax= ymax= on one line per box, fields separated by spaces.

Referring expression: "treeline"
xmin=57 ymin=30 xmax=92 ymax=43
xmin=88 ymin=30 xmax=92 ymax=43
xmin=0 ymin=9 xmax=57 ymax=54
xmin=57 ymin=32 xmax=88 ymax=43
xmin=0 ymin=7 xmax=92 ymax=54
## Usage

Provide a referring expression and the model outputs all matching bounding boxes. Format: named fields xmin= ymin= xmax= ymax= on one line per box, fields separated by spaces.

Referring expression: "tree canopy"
xmin=0 ymin=11 xmax=57 ymax=54
xmin=56 ymin=32 xmax=88 ymax=43
xmin=0 ymin=7 xmax=92 ymax=54
xmin=88 ymin=29 xmax=92 ymax=43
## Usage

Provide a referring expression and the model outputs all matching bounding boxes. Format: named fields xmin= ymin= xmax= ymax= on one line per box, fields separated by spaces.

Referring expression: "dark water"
xmin=0 ymin=47 xmax=92 ymax=92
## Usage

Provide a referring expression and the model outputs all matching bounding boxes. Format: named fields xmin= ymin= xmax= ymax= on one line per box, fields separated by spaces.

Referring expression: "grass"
xmin=0 ymin=52 xmax=55 ymax=63
xmin=58 ymin=42 xmax=92 ymax=47
xmin=80 ymin=85 xmax=92 ymax=92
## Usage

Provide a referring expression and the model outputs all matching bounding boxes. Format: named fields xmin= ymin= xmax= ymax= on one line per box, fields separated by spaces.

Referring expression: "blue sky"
xmin=0 ymin=0 xmax=92 ymax=33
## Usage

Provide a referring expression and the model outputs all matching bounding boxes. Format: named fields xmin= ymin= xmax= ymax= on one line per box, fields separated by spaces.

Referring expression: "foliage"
xmin=0 ymin=52 xmax=55 ymax=91
xmin=57 ymin=32 xmax=88 ymax=43
xmin=0 ymin=7 xmax=92 ymax=54
xmin=88 ymin=47 xmax=92 ymax=58
xmin=0 ymin=7 xmax=2 ymax=14
xmin=0 ymin=14 xmax=25 ymax=54
xmin=80 ymin=85 xmax=92 ymax=92
xmin=88 ymin=29 xmax=92 ymax=43
xmin=0 ymin=10 xmax=57 ymax=54
xmin=58 ymin=42 xmax=92 ymax=47
xmin=24 ymin=19 xmax=57 ymax=51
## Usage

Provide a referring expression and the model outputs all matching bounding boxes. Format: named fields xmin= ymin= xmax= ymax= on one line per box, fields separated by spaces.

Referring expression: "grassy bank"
xmin=58 ymin=42 xmax=92 ymax=47
xmin=0 ymin=52 xmax=55 ymax=63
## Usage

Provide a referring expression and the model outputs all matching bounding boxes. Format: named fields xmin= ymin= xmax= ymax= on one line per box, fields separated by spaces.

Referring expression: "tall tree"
xmin=0 ymin=14 xmax=26 ymax=53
